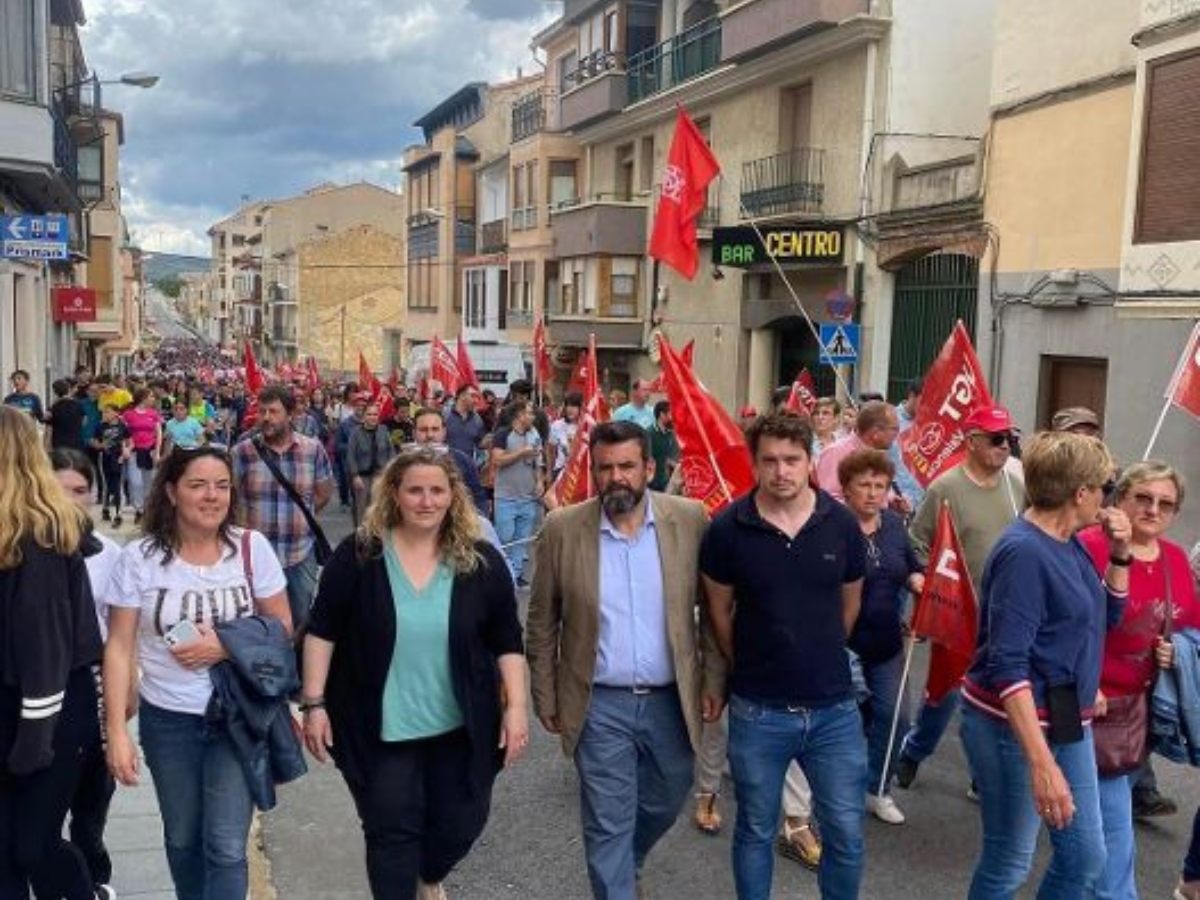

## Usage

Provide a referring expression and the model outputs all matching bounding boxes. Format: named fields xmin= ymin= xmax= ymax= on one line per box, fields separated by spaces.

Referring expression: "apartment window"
xmin=509 ymin=261 xmax=534 ymax=323
xmin=779 ymin=83 xmax=813 ymax=153
xmin=639 ymin=136 xmax=655 ymax=194
xmin=408 ymin=260 xmax=439 ymax=310
xmin=0 ymin=0 xmax=36 ymax=99
xmin=464 ymin=269 xmax=487 ymax=329
xmin=511 ymin=163 xmax=539 ymax=230
xmin=1135 ymin=48 xmax=1200 ymax=245
xmin=615 ymin=143 xmax=635 ymax=201
xmin=560 ymin=261 xmax=586 ymax=315
xmin=232 ymin=234 xmax=245 ymax=247
xmin=605 ymin=9 xmax=620 ymax=53
xmin=550 ymin=160 xmax=578 ymax=209
xmin=559 ymin=50 xmax=578 ymax=93
xmin=609 ymin=259 xmax=639 ymax=317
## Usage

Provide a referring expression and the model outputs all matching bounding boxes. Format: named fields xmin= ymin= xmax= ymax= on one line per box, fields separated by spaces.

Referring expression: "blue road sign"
xmin=1 ymin=214 xmax=70 ymax=261
xmin=819 ymin=322 xmax=860 ymax=365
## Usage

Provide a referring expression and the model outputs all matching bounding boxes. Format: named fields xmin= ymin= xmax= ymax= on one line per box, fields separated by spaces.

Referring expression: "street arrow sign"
xmin=0 ymin=215 xmax=69 ymax=261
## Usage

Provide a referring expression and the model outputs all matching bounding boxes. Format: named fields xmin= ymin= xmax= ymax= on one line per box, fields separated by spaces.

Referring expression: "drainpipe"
xmin=852 ymin=24 xmax=880 ymax=398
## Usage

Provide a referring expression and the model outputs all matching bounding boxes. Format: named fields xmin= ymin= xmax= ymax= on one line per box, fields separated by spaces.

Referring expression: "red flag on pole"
xmin=898 ymin=322 xmax=993 ymax=488
xmin=911 ymin=503 xmax=979 ymax=703
xmin=785 ymin=368 xmax=818 ymax=415
xmin=357 ymin=351 xmax=379 ymax=396
xmin=533 ymin=317 xmax=553 ymax=386
xmin=305 ymin=357 xmax=320 ymax=392
xmin=659 ymin=335 xmax=754 ymax=516
xmin=455 ymin=332 xmax=479 ymax=391
xmin=554 ymin=334 xmax=608 ymax=506
xmin=430 ymin=336 xmax=461 ymax=396
xmin=648 ymin=108 xmax=721 ymax=280
xmin=244 ymin=341 xmax=265 ymax=394
xmin=1167 ymin=320 xmax=1200 ymax=420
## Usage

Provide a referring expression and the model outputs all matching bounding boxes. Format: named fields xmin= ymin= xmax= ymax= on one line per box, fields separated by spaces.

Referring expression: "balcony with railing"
xmin=551 ymin=195 xmax=648 ymax=257
xmin=721 ymin=0 xmax=871 ymax=62
xmin=627 ymin=17 xmax=722 ymax=105
xmin=479 ymin=219 xmax=507 ymax=255
xmin=511 ymin=91 xmax=547 ymax=143
xmin=740 ymin=148 xmax=825 ymax=218
xmin=559 ymin=50 xmax=627 ymax=131
xmin=511 ymin=206 xmax=539 ymax=232
xmin=50 ymin=100 xmax=78 ymax=200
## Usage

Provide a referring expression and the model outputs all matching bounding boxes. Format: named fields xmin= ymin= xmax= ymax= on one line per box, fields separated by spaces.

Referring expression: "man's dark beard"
xmin=601 ymin=484 xmax=644 ymax=516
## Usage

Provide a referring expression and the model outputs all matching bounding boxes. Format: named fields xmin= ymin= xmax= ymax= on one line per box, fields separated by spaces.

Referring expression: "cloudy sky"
xmin=82 ymin=0 xmax=561 ymax=257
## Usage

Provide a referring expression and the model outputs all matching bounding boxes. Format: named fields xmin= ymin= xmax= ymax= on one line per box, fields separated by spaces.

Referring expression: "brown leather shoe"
xmin=694 ymin=792 xmax=722 ymax=835
xmin=777 ymin=817 xmax=822 ymax=871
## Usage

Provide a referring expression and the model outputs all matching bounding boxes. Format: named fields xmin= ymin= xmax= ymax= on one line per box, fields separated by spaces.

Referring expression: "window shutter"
xmin=1135 ymin=48 xmax=1200 ymax=244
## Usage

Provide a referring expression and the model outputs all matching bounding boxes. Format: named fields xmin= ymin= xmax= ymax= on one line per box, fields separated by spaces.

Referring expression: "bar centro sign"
xmin=712 ymin=225 xmax=843 ymax=268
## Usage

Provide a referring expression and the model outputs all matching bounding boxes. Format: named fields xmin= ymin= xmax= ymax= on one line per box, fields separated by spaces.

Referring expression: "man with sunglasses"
xmin=893 ymin=403 xmax=1027 ymax=791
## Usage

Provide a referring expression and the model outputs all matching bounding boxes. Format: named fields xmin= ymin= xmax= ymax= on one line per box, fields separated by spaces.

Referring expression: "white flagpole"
xmin=1143 ymin=319 xmax=1200 ymax=460
xmin=879 ymin=636 xmax=920 ymax=798
xmin=1142 ymin=398 xmax=1173 ymax=461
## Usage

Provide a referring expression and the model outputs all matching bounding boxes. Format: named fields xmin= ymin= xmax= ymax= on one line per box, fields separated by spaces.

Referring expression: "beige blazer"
xmin=526 ymin=492 xmax=725 ymax=757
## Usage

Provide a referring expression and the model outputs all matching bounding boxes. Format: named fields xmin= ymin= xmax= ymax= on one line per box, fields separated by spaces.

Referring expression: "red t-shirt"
xmin=121 ymin=406 xmax=162 ymax=451
xmin=1078 ymin=525 xmax=1200 ymax=697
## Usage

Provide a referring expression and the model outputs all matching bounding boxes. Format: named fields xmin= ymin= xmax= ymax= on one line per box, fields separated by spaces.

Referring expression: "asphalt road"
xmin=263 ymin=506 xmax=1200 ymax=899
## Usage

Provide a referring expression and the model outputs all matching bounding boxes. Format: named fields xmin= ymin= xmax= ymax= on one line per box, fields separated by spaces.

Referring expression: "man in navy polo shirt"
xmin=701 ymin=413 xmax=868 ymax=900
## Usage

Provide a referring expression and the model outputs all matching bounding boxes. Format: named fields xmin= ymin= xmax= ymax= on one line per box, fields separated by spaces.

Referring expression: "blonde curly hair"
xmin=359 ymin=448 xmax=482 ymax=573
xmin=0 ymin=406 xmax=86 ymax=568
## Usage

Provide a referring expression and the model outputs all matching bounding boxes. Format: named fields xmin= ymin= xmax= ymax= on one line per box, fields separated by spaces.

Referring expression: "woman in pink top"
xmin=120 ymin=387 xmax=163 ymax=522
xmin=1078 ymin=460 xmax=1199 ymax=900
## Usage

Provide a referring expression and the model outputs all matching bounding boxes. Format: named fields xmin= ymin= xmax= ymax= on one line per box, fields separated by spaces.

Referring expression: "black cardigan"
xmin=307 ymin=535 xmax=523 ymax=792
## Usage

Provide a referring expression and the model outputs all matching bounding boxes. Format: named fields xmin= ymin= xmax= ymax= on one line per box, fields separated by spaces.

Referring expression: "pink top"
xmin=122 ymin=406 xmax=162 ymax=451
xmin=1078 ymin=525 xmax=1200 ymax=697
xmin=813 ymin=432 xmax=866 ymax=501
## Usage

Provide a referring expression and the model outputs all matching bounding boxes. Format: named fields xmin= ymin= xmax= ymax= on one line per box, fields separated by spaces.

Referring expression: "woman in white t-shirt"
xmin=104 ymin=446 xmax=290 ymax=900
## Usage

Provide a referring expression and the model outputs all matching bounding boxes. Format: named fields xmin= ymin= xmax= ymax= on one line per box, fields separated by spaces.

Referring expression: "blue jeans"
xmin=573 ymin=686 xmax=695 ymax=900
xmin=139 ymin=702 xmax=255 ymax=900
xmin=960 ymin=705 xmax=1105 ymax=900
xmin=727 ymin=694 xmax=866 ymax=900
xmin=284 ymin=550 xmax=320 ymax=633
xmin=1096 ymin=774 xmax=1138 ymax=900
xmin=900 ymin=685 xmax=959 ymax=763
xmin=862 ymin=651 xmax=910 ymax=797
xmin=493 ymin=497 xmax=539 ymax=581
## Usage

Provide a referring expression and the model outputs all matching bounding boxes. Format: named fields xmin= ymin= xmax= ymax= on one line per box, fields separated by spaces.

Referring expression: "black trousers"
xmin=67 ymin=738 xmax=115 ymax=889
xmin=346 ymin=729 xmax=493 ymax=900
xmin=0 ymin=668 xmax=100 ymax=900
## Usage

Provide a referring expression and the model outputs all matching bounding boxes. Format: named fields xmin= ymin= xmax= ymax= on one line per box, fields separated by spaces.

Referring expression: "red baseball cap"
xmin=962 ymin=404 xmax=1014 ymax=434
xmin=738 ymin=405 xmax=758 ymax=418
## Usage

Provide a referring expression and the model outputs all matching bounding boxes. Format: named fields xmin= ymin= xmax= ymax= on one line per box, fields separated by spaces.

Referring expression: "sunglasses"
xmin=1130 ymin=491 xmax=1177 ymax=515
xmin=977 ymin=431 xmax=1013 ymax=447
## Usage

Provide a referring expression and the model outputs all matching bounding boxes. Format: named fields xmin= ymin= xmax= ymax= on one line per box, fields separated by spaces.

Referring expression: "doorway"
xmin=1037 ymin=356 xmax=1108 ymax=432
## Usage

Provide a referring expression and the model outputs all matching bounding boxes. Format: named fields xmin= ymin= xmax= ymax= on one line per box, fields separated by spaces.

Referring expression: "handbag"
xmin=1093 ymin=555 xmax=1175 ymax=776
xmin=252 ymin=437 xmax=334 ymax=566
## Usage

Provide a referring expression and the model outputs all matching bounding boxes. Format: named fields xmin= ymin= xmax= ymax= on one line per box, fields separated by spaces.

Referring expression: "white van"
xmin=406 ymin=340 xmax=530 ymax=400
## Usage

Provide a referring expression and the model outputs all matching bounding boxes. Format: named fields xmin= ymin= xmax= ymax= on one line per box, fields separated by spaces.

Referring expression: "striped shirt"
xmin=231 ymin=432 xmax=332 ymax=568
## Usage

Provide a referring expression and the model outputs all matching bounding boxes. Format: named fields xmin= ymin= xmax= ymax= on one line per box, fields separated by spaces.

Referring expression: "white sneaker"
xmin=866 ymin=793 xmax=906 ymax=825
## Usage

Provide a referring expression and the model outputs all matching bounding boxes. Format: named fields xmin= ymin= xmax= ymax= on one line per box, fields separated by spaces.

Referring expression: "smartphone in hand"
xmin=164 ymin=619 xmax=202 ymax=647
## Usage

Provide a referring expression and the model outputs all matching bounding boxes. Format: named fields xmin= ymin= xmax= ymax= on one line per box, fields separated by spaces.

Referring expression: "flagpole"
xmin=1143 ymin=320 xmax=1199 ymax=459
xmin=1142 ymin=397 xmax=1173 ymax=461
xmin=880 ymin=636 xmax=920 ymax=798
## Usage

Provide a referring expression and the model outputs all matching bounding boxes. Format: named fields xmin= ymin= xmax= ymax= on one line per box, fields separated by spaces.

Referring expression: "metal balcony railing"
xmin=511 ymin=91 xmax=547 ymax=142
xmin=511 ymin=207 xmax=539 ymax=231
xmin=740 ymin=147 xmax=825 ymax=218
xmin=50 ymin=100 xmax=78 ymax=196
xmin=562 ymin=50 xmax=625 ymax=92
xmin=627 ymin=16 xmax=721 ymax=105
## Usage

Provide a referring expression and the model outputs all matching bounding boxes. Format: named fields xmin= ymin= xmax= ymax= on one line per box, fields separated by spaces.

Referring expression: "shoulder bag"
xmin=252 ymin=437 xmax=333 ymax=566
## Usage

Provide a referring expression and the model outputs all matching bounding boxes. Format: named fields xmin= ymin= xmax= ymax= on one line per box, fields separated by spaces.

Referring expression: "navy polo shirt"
xmin=700 ymin=489 xmax=867 ymax=708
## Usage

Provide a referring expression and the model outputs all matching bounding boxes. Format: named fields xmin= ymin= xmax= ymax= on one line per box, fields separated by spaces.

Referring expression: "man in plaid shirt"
xmin=232 ymin=385 xmax=334 ymax=631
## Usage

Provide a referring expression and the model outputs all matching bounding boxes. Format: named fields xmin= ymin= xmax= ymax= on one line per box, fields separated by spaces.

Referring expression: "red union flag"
xmin=912 ymin=503 xmax=978 ymax=703
xmin=785 ymin=368 xmax=818 ymax=415
xmin=306 ymin=357 xmax=320 ymax=392
xmin=899 ymin=322 xmax=992 ymax=488
xmin=455 ymin=332 xmax=479 ymax=391
xmin=554 ymin=334 xmax=608 ymax=506
xmin=430 ymin=336 xmax=461 ymax=395
xmin=244 ymin=342 xmax=265 ymax=394
xmin=659 ymin=335 xmax=754 ymax=515
xmin=533 ymin=317 xmax=553 ymax=386
xmin=1167 ymin=320 xmax=1200 ymax=420
xmin=648 ymin=108 xmax=720 ymax=280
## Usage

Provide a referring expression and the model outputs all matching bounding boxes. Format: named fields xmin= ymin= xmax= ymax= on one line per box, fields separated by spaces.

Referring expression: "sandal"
xmin=694 ymin=792 xmax=722 ymax=835
xmin=777 ymin=817 xmax=822 ymax=871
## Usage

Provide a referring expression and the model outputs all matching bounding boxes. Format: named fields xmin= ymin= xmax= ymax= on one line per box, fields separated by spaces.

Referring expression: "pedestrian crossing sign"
xmin=819 ymin=322 xmax=860 ymax=365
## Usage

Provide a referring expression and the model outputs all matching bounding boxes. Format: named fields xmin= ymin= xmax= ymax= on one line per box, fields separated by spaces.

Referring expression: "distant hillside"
xmin=142 ymin=252 xmax=210 ymax=283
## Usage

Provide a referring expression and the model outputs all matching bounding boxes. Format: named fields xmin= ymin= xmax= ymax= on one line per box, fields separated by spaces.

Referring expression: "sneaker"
xmin=776 ymin=817 xmax=821 ymax=870
xmin=101 ymin=507 xmax=111 ymax=522
xmin=694 ymin=792 xmax=722 ymax=835
xmin=894 ymin=754 xmax=920 ymax=789
xmin=1175 ymin=879 xmax=1200 ymax=900
xmin=96 ymin=887 xmax=117 ymax=900
xmin=866 ymin=793 xmax=906 ymax=825
xmin=1132 ymin=788 xmax=1178 ymax=819
xmin=111 ymin=516 xmax=122 ymax=529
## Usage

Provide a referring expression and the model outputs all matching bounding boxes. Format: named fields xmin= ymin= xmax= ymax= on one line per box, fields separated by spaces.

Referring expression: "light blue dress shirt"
xmin=890 ymin=403 xmax=925 ymax=510
xmin=594 ymin=499 xmax=675 ymax=688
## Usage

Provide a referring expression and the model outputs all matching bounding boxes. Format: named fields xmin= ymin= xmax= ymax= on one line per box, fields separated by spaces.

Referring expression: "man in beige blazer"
xmin=528 ymin=420 xmax=724 ymax=900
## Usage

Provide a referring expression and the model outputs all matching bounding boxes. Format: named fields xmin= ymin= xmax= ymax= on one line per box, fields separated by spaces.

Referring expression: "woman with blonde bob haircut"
xmin=0 ymin=406 xmax=105 ymax=900
xmin=303 ymin=448 xmax=527 ymax=900
xmin=961 ymin=431 xmax=1134 ymax=900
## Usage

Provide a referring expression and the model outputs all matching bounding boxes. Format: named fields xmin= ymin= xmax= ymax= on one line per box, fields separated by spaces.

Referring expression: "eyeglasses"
xmin=977 ymin=432 xmax=1012 ymax=447
xmin=400 ymin=442 xmax=450 ymax=457
xmin=1130 ymin=491 xmax=1178 ymax=515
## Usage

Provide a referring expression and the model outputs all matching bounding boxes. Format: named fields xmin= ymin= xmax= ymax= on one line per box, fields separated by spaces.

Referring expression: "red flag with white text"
xmin=1167 ymin=320 xmax=1200 ymax=421
xmin=430 ymin=336 xmax=461 ymax=396
xmin=554 ymin=335 xmax=608 ymax=506
xmin=648 ymin=108 xmax=720 ymax=280
xmin=898 ymin=322 xmax=992 ymax=488
xmin=659 ymin=335 xmax=754 ymax=516
xmin=456 ymin=333 xmax=479 ymax=391
xmin=911 ymin=503 xmax=978 ymax=703
xmin=785 ymin=368 xmax=818 ymax=415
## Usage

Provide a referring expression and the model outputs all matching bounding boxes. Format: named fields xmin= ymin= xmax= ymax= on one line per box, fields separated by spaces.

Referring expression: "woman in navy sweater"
xmin=960 ymin=431 xmax=1131 ymax=900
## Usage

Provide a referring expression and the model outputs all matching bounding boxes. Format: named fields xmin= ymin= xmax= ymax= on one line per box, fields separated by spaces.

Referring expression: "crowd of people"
xmin=2 ymin=358 xmax=1200 ymax=900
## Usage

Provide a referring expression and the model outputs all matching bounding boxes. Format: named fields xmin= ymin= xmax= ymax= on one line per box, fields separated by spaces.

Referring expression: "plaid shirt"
xmin=231 ymin=432 xmax=332 ymax=568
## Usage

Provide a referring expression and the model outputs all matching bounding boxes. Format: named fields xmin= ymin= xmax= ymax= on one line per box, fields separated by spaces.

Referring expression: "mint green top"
xmin=380 ymin=541 xmax=463 ymax=741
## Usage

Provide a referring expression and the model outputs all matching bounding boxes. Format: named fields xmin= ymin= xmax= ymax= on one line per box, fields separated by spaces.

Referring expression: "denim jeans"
xmin=1096 ymin=773 xmax=1138 ymax=900
xmin=125 ymin=457 xmax=152 ymax=512
xmin=900 ymin=685 xmax=959 ymax=763
xmin=960 ymin=705 xmax=1105 ymax=900
xmin=574 ymin=686 xmax=695 ymax=900
xmin=727 ymin=693 xmax=866 ymax=900
xmin=139 ymin=702 xmax=255 ymax=900
xmin=862 ymin=651 xmax=910 ymax=798
xmin=493 ymin=497 xmax=540 ymax=581
xmin=284 ymin=550 xmax=321 ymax=634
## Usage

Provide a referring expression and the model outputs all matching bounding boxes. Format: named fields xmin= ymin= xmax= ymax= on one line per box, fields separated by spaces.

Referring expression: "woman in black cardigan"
xmin=302 ymin=447 xmax=526 ymax=900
